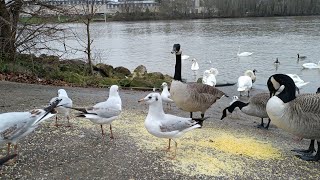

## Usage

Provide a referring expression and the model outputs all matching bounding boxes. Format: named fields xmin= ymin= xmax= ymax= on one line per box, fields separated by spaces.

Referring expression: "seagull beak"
xmin=138 ymin=98 xmax=145 ymax=103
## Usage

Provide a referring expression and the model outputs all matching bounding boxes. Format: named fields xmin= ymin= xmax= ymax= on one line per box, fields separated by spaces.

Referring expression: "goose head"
xmin=252 ymin=69 xmax=257 ymax=75
xmin=138 ymin=93 xmax=162 ymax=104
xmin=171 ymin=44 xmax=181 ymax=55
xmin=267 ymin=74 xmax=296 ymax=103
xmin=317 ymin=87 xmax=320 ymax=94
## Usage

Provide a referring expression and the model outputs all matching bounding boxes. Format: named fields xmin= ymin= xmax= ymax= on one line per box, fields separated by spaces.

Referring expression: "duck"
xmin=0 ymin=99 xmax=61 ymax=158
xmin=170 ymin=44 xmax=226 ymax=124
xmin=71 ymin=85 xmax=122 ymax=143
xmin=286 ymin=74 xmax=309 ymax=89
xmin=274 ymin=58 xmax=280 ymax=65
xmin=160 ymin=82 xmax=174 ymax=109
xmin=237 ymin=46 xmax=253 ymax=57
xmin=297 ymin=53 xmax=307 ymax=60
xmin=191 ymin=58 xmax=199 ymax=71
xmin=202 ymin=68 xmax=218 ymax=86
xmin=221 ymin=93 xmax=271 ymax=129
xmin=302 ymin=61 xmax=320 ymax=69
xmin=138 ymin=93 xmax=201 ymax=159
xmin=49 ymin=89 xmax=73 ymax=127
xmin=266 ymin=74 xmax=320 ymax=161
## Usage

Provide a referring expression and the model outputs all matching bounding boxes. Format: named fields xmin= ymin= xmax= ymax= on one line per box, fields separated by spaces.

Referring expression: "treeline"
xmin=156 ymin=0 xmax=320 ymax=18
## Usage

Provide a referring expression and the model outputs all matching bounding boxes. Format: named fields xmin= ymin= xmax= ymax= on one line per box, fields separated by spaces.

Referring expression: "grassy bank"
xmin=0 ymin=54 xmax=172 ymax=88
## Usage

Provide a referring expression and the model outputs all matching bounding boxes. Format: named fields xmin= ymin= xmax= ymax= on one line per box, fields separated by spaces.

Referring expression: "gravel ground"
xmin=0 ymin=81 xmax=319 ymax=179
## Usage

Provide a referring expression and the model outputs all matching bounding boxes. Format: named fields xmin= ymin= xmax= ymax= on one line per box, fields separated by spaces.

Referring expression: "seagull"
xmin=0 ymin=99 xmax=61 ymax=157
xmin=71 ymin=85 xmax=122 ymax=142
xmin=160 ymin=82 xmax=174 ymax=110
xmin=49 ymin=89 xmax=73 ymax=127
xmin=138 ymin=93 xmax=201 ymax=159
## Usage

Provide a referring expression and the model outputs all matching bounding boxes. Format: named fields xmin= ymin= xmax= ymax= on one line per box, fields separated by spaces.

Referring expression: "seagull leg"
xmin=169 ymin=140 xmax=178 ymax=160
xmin=14 ymin=144 xmax=18 ymax=160
xmin=100 ymin=125 xmax=105 ymax=143
xmin=66 ymin=115 xmax=71 ymax=127
xmin=292 ymin=140 xmax=315 ymax=156
xmin=55 ymin=115 xmax=61 ymax=127
xmin=7 ymin=143 xmax=11 ymax=156
xmin=296 ymin=140 xmax=320 ymax=161
xmin=109 ymin=124 xmax=114 ymax=139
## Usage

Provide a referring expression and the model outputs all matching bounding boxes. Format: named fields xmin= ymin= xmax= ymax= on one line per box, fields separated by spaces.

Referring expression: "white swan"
xmin=191 ymin=58 xmax=199 ymax=71
xmin=182 ymin=55 xmax=190 ymax=60
xmin=302 ymin=61 xmax=320 ymax=69
xmin=237 ymin=46 xmax=253 ymax=57
xmin=244 ymin=69 xmax=257 ymax=83
xmin=237 ymin=75 xmax=252 ymax=97
xmin=286 ymin=74 xmax=309 ymax=89
xmin=202 ymin=68 xmax=218 ymax=86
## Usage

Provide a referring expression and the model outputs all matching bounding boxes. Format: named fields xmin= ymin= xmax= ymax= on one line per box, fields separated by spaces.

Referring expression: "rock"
xmin=147 ymin=72 xmax=164 ymax=79
xmin=133 ymin=65 xmax=147 ymax=77
xmin=94 ymin=63 xmax=114 ymax=77
xmin=114 ymin=66 xmax=131 ymax=78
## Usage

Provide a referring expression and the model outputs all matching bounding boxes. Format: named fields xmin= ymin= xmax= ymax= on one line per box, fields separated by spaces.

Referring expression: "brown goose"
xmin=267 ymin=74 xmax=320 ymax=161
xmin=221 ymin=93 xmax=271 ymax=129
xmin=170 ymin=44 xmax=226 ymax=125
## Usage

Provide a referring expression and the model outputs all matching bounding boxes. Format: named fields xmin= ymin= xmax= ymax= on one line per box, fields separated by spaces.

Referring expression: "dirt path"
xmin=0 ymin=81 xmax=319 ymax=179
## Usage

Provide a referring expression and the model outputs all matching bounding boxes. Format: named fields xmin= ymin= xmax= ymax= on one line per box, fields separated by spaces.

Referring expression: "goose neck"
xmin=174 ymin=54 xmax=182 ymax=81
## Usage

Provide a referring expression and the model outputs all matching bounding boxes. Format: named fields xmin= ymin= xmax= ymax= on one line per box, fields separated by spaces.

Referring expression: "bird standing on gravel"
xmin=71 ymin=85 xmax=122 ymax=143
xmin=139 ymin=93 xmax=201 ymax=159
xmin=49 ymin=89 xmax=73 ymax=127
xmin=0 ymin=99 xmax=61 ymax=158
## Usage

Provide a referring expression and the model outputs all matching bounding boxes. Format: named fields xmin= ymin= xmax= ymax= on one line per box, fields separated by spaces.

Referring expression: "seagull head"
xmin=109 ymin=85 xmax=119 ymax=96
xmin=138 ymin=93 xmax=162 ymax=104
xmin=58 ymin=89 xmax=68 ymax=97
xmin=161 ymin=82 xmax=168 ymax=87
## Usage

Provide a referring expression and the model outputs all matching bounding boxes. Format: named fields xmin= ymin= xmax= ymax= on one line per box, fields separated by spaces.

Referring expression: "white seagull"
xmin=0 ymin=99 xmax=61 ymax=157
xmin=160 ymin=82 xmax=174 ymax=110
xmin=72 ymin=85 xmax=122 ymax=142
xmin=237 ymin=46 xmax=253 ymax=57
xmin=49 ymin=89 xmax=73 ymax=127
xmin=138 ymin=93 xmax=201 ymax=159
xmin=302 ymin=61 xmax=320 ymax=69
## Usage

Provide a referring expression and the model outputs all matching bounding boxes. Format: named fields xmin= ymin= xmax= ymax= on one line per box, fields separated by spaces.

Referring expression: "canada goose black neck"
xmin=172 ymin=44 xmax=182 ymax=81
xmin=268 ymin=74 xmax=296 ymax=103
xmin=221 ymin=101 xmax=248 ymax=120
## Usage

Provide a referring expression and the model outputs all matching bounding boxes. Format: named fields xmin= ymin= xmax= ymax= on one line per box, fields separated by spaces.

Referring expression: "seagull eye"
xmin=148 ymin=96 xmax=152 ymax=99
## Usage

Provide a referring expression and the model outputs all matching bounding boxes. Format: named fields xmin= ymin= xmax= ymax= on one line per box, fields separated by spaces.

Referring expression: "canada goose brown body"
xmin=170 ymin=44 xmax=226 ymax=119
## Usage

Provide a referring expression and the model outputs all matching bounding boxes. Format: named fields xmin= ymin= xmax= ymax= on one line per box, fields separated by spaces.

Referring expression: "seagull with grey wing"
xmin=71 ymin=85 xmax=122 ymax=143
xmin=0 ymin=99 xmax=61 ymax=159
xmin=49 ymin=89 xmax=73 ymax=127
xmin=138 ymin=92 xmax=201 ymax=159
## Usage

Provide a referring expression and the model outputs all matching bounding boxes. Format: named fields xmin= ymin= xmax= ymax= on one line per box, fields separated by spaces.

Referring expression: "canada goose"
xmin=138 ymin=93 xmax=201 ymax=159
xmin=191 ymin=58 xmax=199 ymax=71
xmin=297 ymin=53 xmax=307 ymax=60
xmin=221 ymin=93 xmax=271 ymax=129
xmin=161 ymin=82 xmax=174 ymax=109
xmin=302 ymin=61 xmax=320 ymax=69
xmin=0 ymin=99 xmax=61 ymax=157
xmin=292 ymin=88 xmax=320 ymax=156
xmin=274 ymin=58 xmax=280 ymax=65
xmin=266 ymin=74 xmax=320 ymax=161
xmin=237 ymin=46 xmax=253 ymax=57
xmin=170 ymin=44 xmax=226 ymax=124
xmin=49 ymin=89 xmax=73 ymax=127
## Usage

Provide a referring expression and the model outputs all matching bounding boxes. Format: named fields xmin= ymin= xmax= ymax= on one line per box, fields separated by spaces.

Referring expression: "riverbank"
xmin=0 ymin=81 xmax=319 ymax=179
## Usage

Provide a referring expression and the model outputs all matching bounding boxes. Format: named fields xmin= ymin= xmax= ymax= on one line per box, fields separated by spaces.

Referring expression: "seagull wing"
xmin=160 ymin=114 xmax=197 ymax=132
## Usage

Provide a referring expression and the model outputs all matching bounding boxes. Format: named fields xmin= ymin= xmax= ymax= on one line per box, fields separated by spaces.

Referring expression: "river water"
xmin=49 ymin=16 xmax=320 ymax=93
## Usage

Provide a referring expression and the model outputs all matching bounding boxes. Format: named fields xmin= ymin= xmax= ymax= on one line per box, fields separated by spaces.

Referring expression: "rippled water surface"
xmin=51 ymin=16 xmax=320 ymax=93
